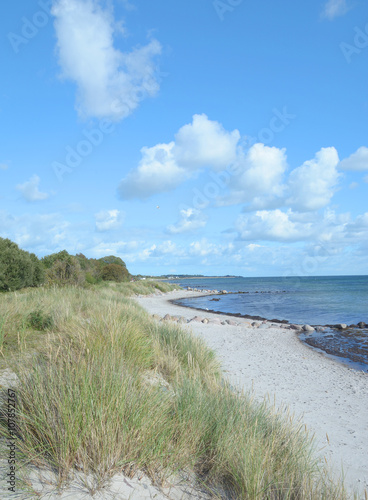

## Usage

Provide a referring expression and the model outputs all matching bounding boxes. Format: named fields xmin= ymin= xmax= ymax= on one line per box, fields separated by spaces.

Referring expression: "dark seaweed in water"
xmin=299 ymin=327 xmax=368 ymax=372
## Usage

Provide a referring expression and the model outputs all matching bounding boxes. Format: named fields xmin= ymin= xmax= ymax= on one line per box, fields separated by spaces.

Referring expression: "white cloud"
xmin=220 ymin=143 xmax=287 ymax=207
xmin=246 ymin=243 xmax=262 ymax=251
xmin=16 ymin=175 xmax=49 ymax=202
xmin=151 ymin=240 xmax=185 ymax=257
xmin=287 ymin=147 xmax=340 ymax=211
xmin=345 ymin=212 xmax=368 ymax=235
xmin=174 ymin=114 xmax=240 ymax=170
xmin=0 ymin=163 xmax=9 ymax=170
xmin=167 ymin=208 xmax=207 ymax=234
xmin=236 ymin=209 xmax=314 ymax=242
xmin=52 ymin=0 xmax=161 ymax=121
xmin=321 ymin=0 xmax=348 ymax=20
xmin=189 ymin=238 xmax=234 ymax=258
xmin=118 ymin=142 xmax=187 ymax=199
xmin=118 ymin=114 xmax=241 ymax=199
xmin=95 ymin=209 xmax=124 ymax=231
xmin=0 ymin=210 xmax=69 ymax=250
xmin=339 ymin=146 xmax=368 ymax=171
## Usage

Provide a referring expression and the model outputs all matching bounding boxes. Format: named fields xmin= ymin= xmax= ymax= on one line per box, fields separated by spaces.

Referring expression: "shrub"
xmin=27 ymin=310 xmax=54 ymax=331
xmin=45 ymin=256 xmax=84 ymax=286
xmin=41 ymin=250 xmax=71 ymax=269
xmin=0 ymin=237 xmax=45 ymax=291
xmin=100 ymin=263 xmax=128 ymax=282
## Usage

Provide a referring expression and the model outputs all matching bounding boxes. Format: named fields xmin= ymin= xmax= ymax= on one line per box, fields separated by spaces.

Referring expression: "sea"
xmin=167 ymin=275 xmax=368 ymax=372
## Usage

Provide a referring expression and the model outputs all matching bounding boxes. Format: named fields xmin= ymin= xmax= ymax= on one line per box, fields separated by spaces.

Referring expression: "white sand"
xmin=135 ymin=289 xmax=368 ymax=499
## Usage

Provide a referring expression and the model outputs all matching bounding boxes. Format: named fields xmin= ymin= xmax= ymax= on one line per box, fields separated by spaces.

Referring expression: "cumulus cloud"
xmin=339 ymin=146 xmax=368 ymax=171
xmin=95 ymin=209 xmax=124 ymax=231
xmin=167 ymin=208 xmax=207 ymax=234
xmin=118 ymin=114 xmax=240 ymax=199
xmin=321 ymin=0 xmax=349 ymax=20
xmin=287 ymin=147 xmax=340 ymax=211
xmin=236 ymin=209 xmax=314 ymax=242
xmin=16 ymin=175 xmax=50 ymax=202
xmin=173 ymin=114 xmax=240 ymax=170
xmin=219 ymin=143 xmax=287 ymax=207
xmin=118 ymin=142 xmax=187 ymax=199
xmin=52 ymin=0 xmax=161 ymax=121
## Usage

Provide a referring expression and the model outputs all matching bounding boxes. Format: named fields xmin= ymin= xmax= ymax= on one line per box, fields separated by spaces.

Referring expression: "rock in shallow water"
xmin=335 ymin=323 xmax=347 ymax=330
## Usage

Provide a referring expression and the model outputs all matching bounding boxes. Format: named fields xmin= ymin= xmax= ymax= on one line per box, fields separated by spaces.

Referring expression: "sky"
xmin=0 ymin=0 xmax=367 ymax=277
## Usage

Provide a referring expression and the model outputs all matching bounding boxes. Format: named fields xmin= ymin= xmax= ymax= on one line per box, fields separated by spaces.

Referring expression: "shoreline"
xmin=169 ymin=295 xmax=368 ymax=372
xmin=135 ymin=289 xmax=368 ymax=498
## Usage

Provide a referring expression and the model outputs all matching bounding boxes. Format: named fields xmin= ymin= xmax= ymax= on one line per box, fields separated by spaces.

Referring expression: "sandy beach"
xmin=135 ymin=289 xmax=368 ymax=499
xmin=1 ymin=288 xmax=367 ymax=499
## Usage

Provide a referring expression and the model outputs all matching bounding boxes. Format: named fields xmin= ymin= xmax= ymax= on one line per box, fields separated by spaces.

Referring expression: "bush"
xmin=27 ymin=310 xmax=54 ymax=331
xmin=45 ymin=256 xmax=84 ymax=287
xmin=0 ymin=238 xmax=45 ymax=292
xmin=100 ymin=263 xmax=128 ymax=282
xmin=41 ymin=250 xmax=71 ymax=270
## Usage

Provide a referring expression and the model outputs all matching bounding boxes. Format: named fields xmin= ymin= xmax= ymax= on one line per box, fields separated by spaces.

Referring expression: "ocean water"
xmin=168 ymin=276 xmax=368 ymax=371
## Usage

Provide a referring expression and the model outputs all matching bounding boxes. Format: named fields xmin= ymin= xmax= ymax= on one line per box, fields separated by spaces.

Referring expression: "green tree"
xmin=0 ymin=238 xmax=45 ymax=291
xmin=45 ymin=254 xmax=84 ymax=286
xmin=100 ymin=263 xmax=129 ymax=282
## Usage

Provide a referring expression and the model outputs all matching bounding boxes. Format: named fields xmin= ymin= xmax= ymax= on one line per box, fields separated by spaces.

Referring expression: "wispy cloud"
xmin=339 ymin=146 xmax=368 ymax=171
xmin=95 ymin=209 xmax=125 ymax=231
xmin=321 ymin=0 xmax=349 ymax=20
xmin=167 ymin=208 xmax=207 ymax=234
xmin=52 ymin=0 xmax=162 ymax=121
xmin=16 ymin=175 xmax=50 ymax=202
xmin=0 ymin=163 xmax=9 ymax=170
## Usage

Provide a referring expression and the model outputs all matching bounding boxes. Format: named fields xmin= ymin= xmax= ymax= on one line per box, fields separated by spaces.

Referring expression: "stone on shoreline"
xmin=151 ymin=314 xmax=161 ymax=321
xmin=189 ymin=316 xmax=203 ymax=322
xmin=302 ymin=325 xmax=315 ymax=333
xmin=335 ymin=323 xmax=347 ymax=330
xmin=358 ymin=322 xmax=366 ymax=328
xmin=208 ymin=318 xmax=222 ymax=325
xmin=289 ymin=324 xmax=302 ymax=331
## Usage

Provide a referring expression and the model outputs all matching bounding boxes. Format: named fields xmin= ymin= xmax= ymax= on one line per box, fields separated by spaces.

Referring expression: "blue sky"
xmin=1 ymin=0 xmax=367 ymax=276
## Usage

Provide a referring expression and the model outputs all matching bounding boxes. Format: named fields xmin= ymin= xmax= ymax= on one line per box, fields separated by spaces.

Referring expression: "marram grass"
xmin=0 ymin=283 xmax=352 ymax=498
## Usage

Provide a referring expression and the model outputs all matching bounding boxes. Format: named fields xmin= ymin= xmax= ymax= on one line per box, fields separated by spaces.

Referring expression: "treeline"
xmin=0 ymin=237 xmax=131 ymax=292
